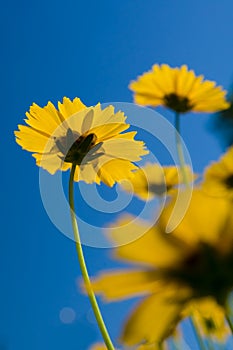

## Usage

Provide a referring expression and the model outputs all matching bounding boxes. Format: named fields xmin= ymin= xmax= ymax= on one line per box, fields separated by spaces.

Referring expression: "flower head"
xmin=129 ymin=64 xmax=229 ymax=113
xmin=189 ymin=299 xmax=230 ymax=342
xmin=92 ymin=190 xmax=233 ymax=346
xmin=120 ymin=163 xmax=194 ymax=200
xmin=15 ymin=97 xmax=148 ymax=186
xmin=202 ymin=146 xmax=233 ymax=198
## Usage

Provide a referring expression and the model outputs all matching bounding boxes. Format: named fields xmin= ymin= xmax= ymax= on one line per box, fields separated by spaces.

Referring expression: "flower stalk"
xmin=69 ymin=163 xmax=115 ymax=350
xmin=225 ymin=311 xmax=233 ymax=335
xmin=174 ymin=112 xmax=190 ymax=187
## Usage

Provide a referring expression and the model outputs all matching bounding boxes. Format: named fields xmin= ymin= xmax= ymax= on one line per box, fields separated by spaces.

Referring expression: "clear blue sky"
xmin=2 ymin=1 xmax=233 ymax=349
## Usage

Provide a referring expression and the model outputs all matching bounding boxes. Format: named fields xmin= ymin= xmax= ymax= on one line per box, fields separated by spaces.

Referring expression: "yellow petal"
xmin=109 ymin=215 xmax=185 ymax=268
xmin=90 ymin=123 xmax=129 ymax=142
xmin=58 ymin=97 xmax=86 ymax=119
xmin=97 ymin=158 xmax=137 ymax=187
xmin=32 ymin=152 xmax=63 ymax=174
xmin=92 ymin=107 xmax=127 ymax=127
xmin=24 ymin=102 xmax=61 ymax=135
xmin=92 ymin=269 xmax=163 ymax=301
xmin=202 ymin=146 xmax=233 ymax=198
xmin=159 ymin=189 xmax=232 ymax=247
xmin=15 ymin=125 xmax=49 ymax=153
xmin=176 ymin=65 xmax=196 ymax=96
xmin=102 ymin=138 xmax=148 ymax=161
xmin=121 ymin=293 xmax=183 ymax=346
xmin=76 ymin=162 xmax=101 ymax=185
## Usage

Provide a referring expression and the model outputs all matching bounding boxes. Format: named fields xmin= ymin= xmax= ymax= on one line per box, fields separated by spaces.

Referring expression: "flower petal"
xmin=121 ymin=293 xmax=184 ymax=346
xmin=58 ymin=97 xmax=86 ymax=119
xmin=159 ymin=189 xmax=232 ymax=247
xmin=109 ymin=216 xmax=185 ymax=268
xmin=92 ymin=269 xmax=163 ymax=301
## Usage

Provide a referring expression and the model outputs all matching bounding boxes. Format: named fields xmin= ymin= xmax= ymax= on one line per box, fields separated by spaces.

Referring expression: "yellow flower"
xmin=91 ymin=190 xmax=233 ymax=346
xmin=120 ymin=163 xmax=194 ymax=200
xmin=88 ymin=342 xmax=162 ymax=350
xmin=189 ymin=298 xmax=230 ymax=342
xmin=202 ymin=146 xmax=233 ymax=198
xmin=129 ymin=64 xmax=229 ymax=113
xmin=88 ymin=343 xmax=106 ymax=350
xmin=15 ymin=97 xmax=148 ymax=186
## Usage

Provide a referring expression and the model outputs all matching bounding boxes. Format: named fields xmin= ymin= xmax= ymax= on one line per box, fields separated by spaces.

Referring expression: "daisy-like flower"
xmin=189 ymin=299 xmax=230 ymax=343
xmin=120 ymin=163 xmax=194 ymax=200
xmin=15 ymin=97 xmax=148 ymax=186
xmin=129 ymin=64 xmax=229 ymax=113
xmin=92 ymin=190 xmax=233 ymax=347
xmin=202 ymin=146 xmax=233 ymax=198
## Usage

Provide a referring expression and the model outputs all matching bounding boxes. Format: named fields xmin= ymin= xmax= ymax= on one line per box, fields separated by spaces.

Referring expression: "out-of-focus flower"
xmin=92 ymin=190 xmax=233 ymax=346
xmin=202 ymin=146 xmax=233 ymax=198
xmin=15 ymin=97 xmax=148 ymax=186
xmin=88 ymin=343 xmax=110 ymax=350
xmin=188 ymin=298 xmax=230 ymax=342
xmin=88 ymin=342 xmax=163 ymax=349
xmin=129 ymin=64 xmax=229 ymax=113
xmin=120 ymin=163 xmax=194 ymax=200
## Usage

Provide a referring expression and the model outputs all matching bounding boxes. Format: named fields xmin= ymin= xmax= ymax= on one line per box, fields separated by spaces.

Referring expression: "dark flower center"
xmin=204 ymin=318 xmax=216 ymax=332
xmin=164 ymin=242 xmax=233 ymax=306
xmin=224 ymin=174 xmax=233 ymax=189
xmin=55 ymin=129 xmax=98 ymax=165
xmin=148 ymin=182 xmax=167 ymax=196
xmin=164 ymin=93 xmax=193 ymax=113
xmin=64 ymin=133 xmax=97 ymax=165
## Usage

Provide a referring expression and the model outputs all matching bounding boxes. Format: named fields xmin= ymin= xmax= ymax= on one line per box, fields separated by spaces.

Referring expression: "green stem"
xmin=206 ymin=338 xmax=215 ymax=350
xmin=69 ymin=164 xmax=115 ymax=350
xmin=175 ymin=112 xmax=189 ymax=187
xmin=190 ymin=317 xmax=207 ymax=350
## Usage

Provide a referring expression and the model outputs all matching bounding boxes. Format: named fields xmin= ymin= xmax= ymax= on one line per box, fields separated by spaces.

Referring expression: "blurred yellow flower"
xmin=189 ymin=298 xmax=230 ymax=342
xmin=88 ymin=342 xmax=163 ymax=349
xmin=202 ymin=146 xmax=233 ymax=198
xmin=15 ymin=97 xmax=148 ymax=186
xmin=120 ymin=163 xmax=194 ymax=200
xmin=88 ymin=343 xmax=109 ymax=350
xmin=92 ymin=190 xmax=233 ymax=346
xmin=129 ymin=64 xmax=229 ymax=113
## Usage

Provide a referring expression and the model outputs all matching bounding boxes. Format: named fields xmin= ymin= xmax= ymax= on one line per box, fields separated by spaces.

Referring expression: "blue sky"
xmin=2 ymin=0 xmax=233 ymax=349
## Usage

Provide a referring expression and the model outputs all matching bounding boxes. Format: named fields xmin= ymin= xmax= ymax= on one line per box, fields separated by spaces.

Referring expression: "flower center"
xmin=165 ymin=243 xmax=233 ymax=305
xmin=55 ymin=129 xmax=98 ymax=165
xmin=204 ymin=318 xmax=216 ymax=332
xmin=148 ymin=183 xmax=167 ymax=196
xmin=224 ymin=174 xmax=233 ymax=189
xmin=164 ymin=93 xmax=193 ymax=113
xmin=65 ymin=133 xmax=97 ymax=165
